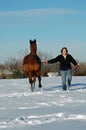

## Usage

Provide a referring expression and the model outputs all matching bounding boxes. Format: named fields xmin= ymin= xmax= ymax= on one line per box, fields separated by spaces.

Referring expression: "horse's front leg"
xmin=36 ymin=71 xmax=42 ymax=88
xmin=32 ymin=75 xmax=36 ymax=90
xmin=28 ymin=73 xmax=34 ymax=91
xmin=38 ymin=76 xmax=42 ymax=88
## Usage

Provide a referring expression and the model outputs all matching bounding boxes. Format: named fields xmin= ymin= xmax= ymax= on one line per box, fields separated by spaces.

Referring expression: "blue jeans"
xmin=60 ymin=69 xmax=72 ymax=90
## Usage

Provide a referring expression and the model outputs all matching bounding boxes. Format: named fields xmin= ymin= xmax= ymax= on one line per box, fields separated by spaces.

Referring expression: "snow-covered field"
xmin=0 ymin=76 xmax=86 ymax=130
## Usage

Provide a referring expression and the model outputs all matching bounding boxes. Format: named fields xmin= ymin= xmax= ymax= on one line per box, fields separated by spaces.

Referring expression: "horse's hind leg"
xmin=38 ymin=76 xmax=42 ymax=88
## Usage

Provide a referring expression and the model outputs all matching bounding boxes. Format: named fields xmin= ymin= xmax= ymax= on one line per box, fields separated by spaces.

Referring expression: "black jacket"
xmin=48 ymin=54 xmax=77 ymax=70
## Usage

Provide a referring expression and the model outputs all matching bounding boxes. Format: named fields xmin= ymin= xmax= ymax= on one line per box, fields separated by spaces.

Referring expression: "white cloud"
xmin=0 ymin=8 xmax=86 ymax=17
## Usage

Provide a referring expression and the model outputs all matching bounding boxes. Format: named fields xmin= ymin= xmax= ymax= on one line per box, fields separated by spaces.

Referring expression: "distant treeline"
xmin=0 ymin=50 xmax=86 ymax=79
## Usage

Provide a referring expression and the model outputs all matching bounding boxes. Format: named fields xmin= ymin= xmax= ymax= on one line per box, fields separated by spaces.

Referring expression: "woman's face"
xmin=62 ymin=49 xmax=67 ymax=55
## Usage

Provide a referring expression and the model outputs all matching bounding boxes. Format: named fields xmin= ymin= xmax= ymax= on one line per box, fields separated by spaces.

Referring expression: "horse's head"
xmin=30 ymin=39 xmax=37 ymax=55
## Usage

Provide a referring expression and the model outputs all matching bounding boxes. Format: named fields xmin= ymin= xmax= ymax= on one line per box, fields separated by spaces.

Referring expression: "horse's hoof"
xmin=38 ymin=84 xmax=42 ymax=88
xmin=31 ymin=88 xmax=33 ymax=91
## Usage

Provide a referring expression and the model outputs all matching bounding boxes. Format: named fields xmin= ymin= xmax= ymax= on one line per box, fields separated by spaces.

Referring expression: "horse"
xmin=23 ymin=39 xmax=42 ymax=91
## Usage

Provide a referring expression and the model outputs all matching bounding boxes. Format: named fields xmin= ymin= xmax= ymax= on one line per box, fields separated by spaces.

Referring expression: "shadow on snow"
xmin=71 ymin=83 xmax=86 ymax=91
xmin=44 ymin=83 xmax=86 ymax=91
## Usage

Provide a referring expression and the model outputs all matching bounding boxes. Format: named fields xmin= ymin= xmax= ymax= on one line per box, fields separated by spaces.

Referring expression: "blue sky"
xmin=0 ymin=0 xmax=86 ymax=63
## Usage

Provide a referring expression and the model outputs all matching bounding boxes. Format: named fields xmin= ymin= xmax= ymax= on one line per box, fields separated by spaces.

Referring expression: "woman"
xmin=43 ymin=47 xmax=78 ymax=90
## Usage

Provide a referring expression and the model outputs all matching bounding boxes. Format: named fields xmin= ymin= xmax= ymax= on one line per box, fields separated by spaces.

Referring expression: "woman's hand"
xmin=74 ymin=64 xmax=79 ymax=72
xmin=74 ymin=63 xmax=79 ymax=69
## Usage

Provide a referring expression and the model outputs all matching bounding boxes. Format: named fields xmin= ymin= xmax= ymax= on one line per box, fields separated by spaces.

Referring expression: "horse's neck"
xmin=30 ymin=43 xmax=37 ymax=55
xmin=30 ymin=47 xmax=37 ymax=55
xmin=30 ymin=51 xmax=36 ymax=55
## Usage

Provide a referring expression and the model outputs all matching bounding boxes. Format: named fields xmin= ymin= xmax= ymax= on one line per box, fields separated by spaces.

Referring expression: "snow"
xmin=0 ymin=76 xmax=86 ymax=130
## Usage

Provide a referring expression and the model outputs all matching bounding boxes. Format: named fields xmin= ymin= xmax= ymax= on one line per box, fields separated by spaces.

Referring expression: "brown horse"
xmin=23 ymin=39 xmax=42 ymax=91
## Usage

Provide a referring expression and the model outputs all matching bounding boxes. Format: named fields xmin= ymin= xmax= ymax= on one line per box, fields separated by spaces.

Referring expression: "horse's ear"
xmin=34 ymin=39 xmax=36 ymax=43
